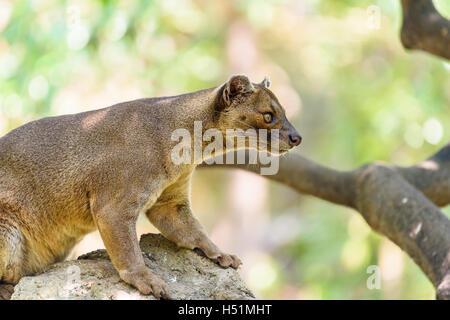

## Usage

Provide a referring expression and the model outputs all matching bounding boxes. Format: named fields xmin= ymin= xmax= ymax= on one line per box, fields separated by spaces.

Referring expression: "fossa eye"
xmin=263 ymin=112 xmax=273 ymax=124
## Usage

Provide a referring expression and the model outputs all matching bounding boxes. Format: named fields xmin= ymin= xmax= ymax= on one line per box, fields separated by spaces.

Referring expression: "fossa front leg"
xmin=92 ymin=190 xmax=170 ymax=299
xmin=146 ymin=181 xmax=242 ymax=269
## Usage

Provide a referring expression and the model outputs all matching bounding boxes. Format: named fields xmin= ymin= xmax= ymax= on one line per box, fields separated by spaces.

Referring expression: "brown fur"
xmin=0 ymin=75 xmax=300 ymax=298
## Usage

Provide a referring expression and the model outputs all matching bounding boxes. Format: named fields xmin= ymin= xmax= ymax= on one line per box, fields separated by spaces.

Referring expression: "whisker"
xmin=235 ymin=119 xmax=257 ymax=131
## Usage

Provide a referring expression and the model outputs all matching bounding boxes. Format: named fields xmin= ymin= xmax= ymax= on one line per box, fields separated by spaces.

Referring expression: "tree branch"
xmin=199 ymin=145 xmax=450 ymax=299
xmin=197 ymin=0 xmax=450 ymax=300
xmin=400 ymin=0 xmax=450 ymax=60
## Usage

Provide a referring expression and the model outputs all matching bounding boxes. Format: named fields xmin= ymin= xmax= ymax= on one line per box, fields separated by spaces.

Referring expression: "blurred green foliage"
xmin=1 ymin=0 xmax=449 ymax=299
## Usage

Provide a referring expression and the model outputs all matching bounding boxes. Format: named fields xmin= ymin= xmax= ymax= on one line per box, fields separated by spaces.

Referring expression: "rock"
xmin=11 ymin=233 xmax=255 ymax=300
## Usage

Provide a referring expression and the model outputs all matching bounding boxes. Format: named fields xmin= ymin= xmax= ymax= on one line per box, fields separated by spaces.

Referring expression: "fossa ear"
xmin=261 ymin=75 xmax=271 ymax=88
xmin=223 ymin=74 xmax=255 ymax=107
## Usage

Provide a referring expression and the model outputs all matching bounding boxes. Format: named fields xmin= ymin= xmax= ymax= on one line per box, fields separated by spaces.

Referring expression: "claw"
xmin=119 ymin=267 xmax=170 ymax=300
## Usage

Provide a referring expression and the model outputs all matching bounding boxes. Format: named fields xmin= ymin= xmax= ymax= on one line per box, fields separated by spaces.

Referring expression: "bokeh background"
xmin=1 ymin=0 xmax=450 ymax=299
